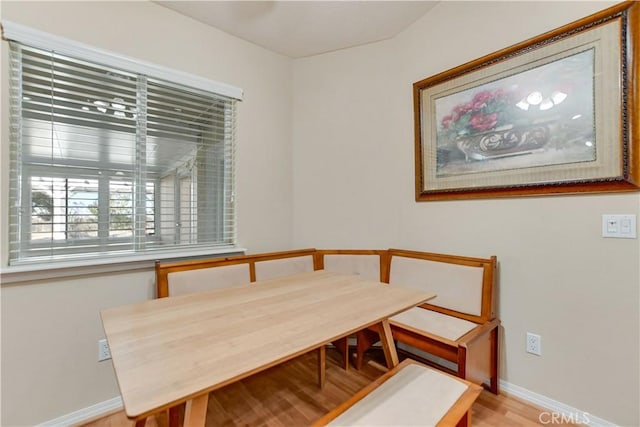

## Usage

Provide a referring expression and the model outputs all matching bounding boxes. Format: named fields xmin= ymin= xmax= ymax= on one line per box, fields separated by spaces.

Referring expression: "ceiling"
xmin=156 ymin=1 xmax=438 ymax=58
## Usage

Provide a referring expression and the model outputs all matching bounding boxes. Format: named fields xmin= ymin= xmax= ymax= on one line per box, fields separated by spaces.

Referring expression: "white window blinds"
xmin=8 ymin=42 xmax=239 ymax=265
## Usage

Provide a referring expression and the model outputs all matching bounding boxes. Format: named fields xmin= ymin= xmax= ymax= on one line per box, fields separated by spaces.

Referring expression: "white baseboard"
xmin=499 ymin=380 xmax=617 ymax=427
xmin=36 ymin=381 xmax=617 ymax=427
xmin=398 ymin=343 xmax=618 ymax=427
xmin=36 ymin=396 xmax=122 ymax=427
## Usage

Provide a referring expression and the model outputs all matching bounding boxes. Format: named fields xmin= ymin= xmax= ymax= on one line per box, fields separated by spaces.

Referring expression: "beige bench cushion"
xmin=390 ymin=256 xmax=483 ymax=316
xmin=328 ymin=363 xmax=468 ymax=426
xmin=391 ymin=307 xmax=477 ymax=341
xmin=168 ymin=263 xmax=251 ymax=296
xmin=254 ymin=256 xmax=315 ymax=281
xmin=323 ymin=254 xmax=380 ymax=282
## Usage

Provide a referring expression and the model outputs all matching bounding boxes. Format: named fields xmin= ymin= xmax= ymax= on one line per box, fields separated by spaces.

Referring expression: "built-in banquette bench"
xmin=313 ymin=359 xmax=482 ymax=427
xmin=155 ymin=247 xmax=499 ymax=393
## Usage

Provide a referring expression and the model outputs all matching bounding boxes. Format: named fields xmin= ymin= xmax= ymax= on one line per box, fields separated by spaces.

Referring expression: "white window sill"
xmin=0 ymin=246 xmax=246 ymax=284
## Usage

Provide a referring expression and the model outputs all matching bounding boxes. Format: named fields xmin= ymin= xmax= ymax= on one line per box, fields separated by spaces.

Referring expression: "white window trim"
xmin=2 ymin=21 xmax=244 ymax=277
xmin=0 ymin=246 xmax=247 ymax=284
xmin=1 ymin=20 xmax=243 ymax=100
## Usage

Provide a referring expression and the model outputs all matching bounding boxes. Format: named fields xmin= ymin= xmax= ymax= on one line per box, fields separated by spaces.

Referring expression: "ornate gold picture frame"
xmin=414 ymin=2 xmax=639 ymax=201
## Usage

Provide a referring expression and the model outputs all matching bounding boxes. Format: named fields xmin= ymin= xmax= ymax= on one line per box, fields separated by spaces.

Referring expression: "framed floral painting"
xmin=413 ymin=2 xmax=639 ymax=201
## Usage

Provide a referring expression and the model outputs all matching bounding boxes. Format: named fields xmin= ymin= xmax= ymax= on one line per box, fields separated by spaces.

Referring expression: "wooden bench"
xmin=155 ymin=247 xmax=500 ymax=396
xmin=313 ymin=358 xmax=482 ymax=427
xmin=354 ymin=249 xmax=500 ymax=393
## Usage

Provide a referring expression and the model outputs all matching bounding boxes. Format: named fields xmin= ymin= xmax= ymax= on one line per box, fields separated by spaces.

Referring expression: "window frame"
xmin=2 ymin=20 xmax=244 ymax=270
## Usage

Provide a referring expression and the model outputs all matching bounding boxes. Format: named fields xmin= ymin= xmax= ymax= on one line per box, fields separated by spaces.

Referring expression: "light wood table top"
xmin=101 ymin=270 xmax=434 ymax=426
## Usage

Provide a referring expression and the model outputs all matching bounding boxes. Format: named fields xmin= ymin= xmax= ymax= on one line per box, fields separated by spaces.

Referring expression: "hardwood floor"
xmin=84 ymin=348 xmax=567 ymax=427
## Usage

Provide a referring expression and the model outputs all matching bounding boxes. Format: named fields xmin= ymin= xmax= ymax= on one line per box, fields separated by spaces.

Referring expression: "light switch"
xmin=602 ymin=214 xmax=637 ymax=238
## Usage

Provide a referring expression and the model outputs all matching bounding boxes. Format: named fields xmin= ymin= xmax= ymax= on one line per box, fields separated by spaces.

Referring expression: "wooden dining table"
xmin=100 ymin=270 xmax=435 ymax=427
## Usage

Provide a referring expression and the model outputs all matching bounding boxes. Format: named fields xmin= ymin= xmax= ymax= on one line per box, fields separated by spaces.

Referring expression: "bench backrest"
xmin=315 ymin=249 xmax=388 ymax=282
xmin=254 ymin=251 xmax=316 ymax=281
xmin=167 ymin=263 xmax=251 ymax=297
xmin=156 ymin=248 xmax=318 ymax=298
xmin=387 ymin=249 xmax=496 ymax=324
xmin=156 ymin=248 xmax=497 ymax=324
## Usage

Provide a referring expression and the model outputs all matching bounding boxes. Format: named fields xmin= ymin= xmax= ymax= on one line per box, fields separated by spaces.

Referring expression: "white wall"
xmin=0 ymin=1 xmax=293 ymax=425
xmin=292 ymin=2 xmax=639 ymax=426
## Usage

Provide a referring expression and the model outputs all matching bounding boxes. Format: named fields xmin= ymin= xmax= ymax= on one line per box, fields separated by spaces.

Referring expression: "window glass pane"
xmin=30 ymin=177 xmax=54 ymax=242
xmin=179 ymin=176 xmax=192 ymax=244
xmin=66 ymin=178 xmax=99 ymax=239
xmin=109 ymin=180 xmax=133 ymax=238
xmin=30 ymin=176 xmax=100 ymax=242
xmin=159 ymin=175 xmax=176 ymax=245
xmin=145 ymin=182 xmax=155 ymax=237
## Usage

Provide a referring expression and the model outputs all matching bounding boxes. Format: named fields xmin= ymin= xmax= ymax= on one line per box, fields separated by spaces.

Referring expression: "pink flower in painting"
xmin=451 ymin=103 xmax=472 ymax=122
xmin=439 ymin=87 xmax=514 ymax=136
xmin=441 ymin=114 xmax=453 ymax=129
xmin=472 ymin=91 xmax=491 ymax=105
xmin=471 ymin=90 xmax=497 ymax=111
xmin=469 ymin=112 xmax=498 ymax=131
xmin=453 ymin=103 xmax=473 ymax=114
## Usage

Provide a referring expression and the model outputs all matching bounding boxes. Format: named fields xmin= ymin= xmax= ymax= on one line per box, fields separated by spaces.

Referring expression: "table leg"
xmin=317 ymin=345 xmax=326 ymax=388
xmin=332 ymin=337 xmax=350 ymax=371
xmin=378 ymin=319 xmax=399 ymax=368
xmin=183 ymin=393 xmax=208 ymax=427
xmin=169 ymin=405 xmax=181 ymax=427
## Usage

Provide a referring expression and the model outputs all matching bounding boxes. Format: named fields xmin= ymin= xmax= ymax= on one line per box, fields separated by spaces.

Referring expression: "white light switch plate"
xmin=602 ymin=214 xmax=637 ymax=238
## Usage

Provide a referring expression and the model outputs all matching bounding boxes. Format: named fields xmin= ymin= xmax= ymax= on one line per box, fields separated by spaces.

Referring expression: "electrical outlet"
xmin=98 ymin=338 xmax=111 ymax=361
xmin=526 ymin=333 xmax=542 ymax=356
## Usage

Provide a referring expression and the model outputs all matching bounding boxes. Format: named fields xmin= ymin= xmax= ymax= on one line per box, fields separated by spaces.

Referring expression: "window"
xmin=8 ymin=41 xmax=239 ymax=265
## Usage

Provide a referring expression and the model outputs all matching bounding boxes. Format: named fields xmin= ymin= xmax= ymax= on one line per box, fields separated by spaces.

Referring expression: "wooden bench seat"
xmin=391 ymin=307 xmax=479 ymax=341
xmin=355 ymin=249 xmax=500 ymax=394
xmin=313 ymin=359 xmax=482 ymax=427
